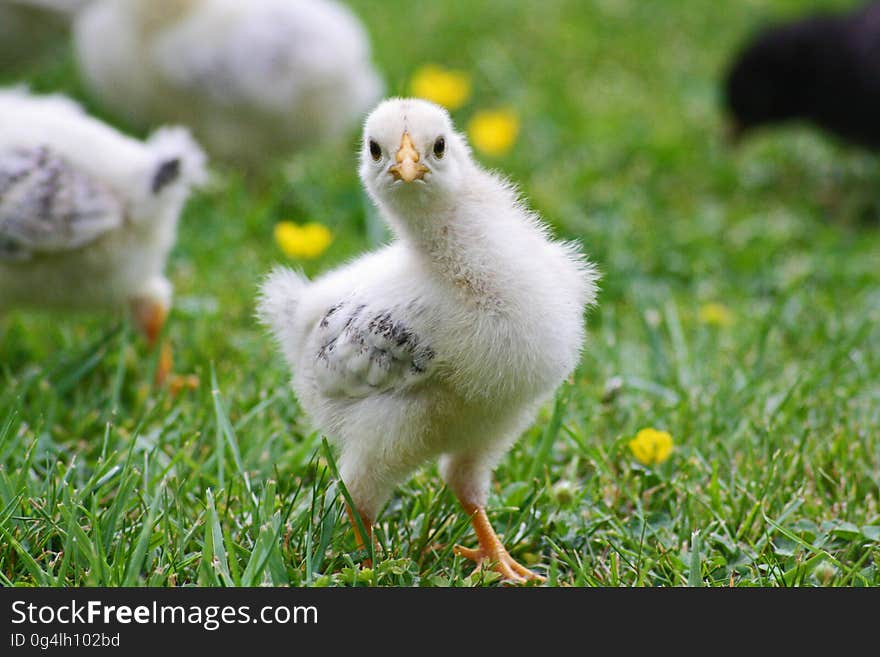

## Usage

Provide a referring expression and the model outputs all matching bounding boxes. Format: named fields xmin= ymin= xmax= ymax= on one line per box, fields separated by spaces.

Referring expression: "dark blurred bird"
xmin=724 ymin=2 xmax=880 ymax=149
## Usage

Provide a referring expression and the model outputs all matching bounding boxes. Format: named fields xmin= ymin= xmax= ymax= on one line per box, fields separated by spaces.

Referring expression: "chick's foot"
xmin=156 ymin=341 xmax=200 ymax=393
xmin=454 ymin=506 xmax=543 ymax=584
xmin=129 ymin=299 xmax=198 ymax=390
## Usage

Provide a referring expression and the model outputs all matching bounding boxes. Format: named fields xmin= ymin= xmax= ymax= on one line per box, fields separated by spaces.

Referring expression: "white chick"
xmin=0 ymin=87 xmax=205 ymax=380
xmin=73 ymin=0 xmax=383 ymax=167
xmin=259 ymin=98 xmax=597 ymax=582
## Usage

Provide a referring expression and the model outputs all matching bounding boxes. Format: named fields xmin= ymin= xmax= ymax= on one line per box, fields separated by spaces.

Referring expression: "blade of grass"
xmin=204 ymin=488 xmax=235 ymax=586
xmin=688 ymin=530 xmax=703 ymax=587
xmin=526 ymin=380 xmax=572 ymax=481
xmin=122 ymin=486 xmax=163 ymax=586
xmin=210 ymin=365 xmax=255 ymax=508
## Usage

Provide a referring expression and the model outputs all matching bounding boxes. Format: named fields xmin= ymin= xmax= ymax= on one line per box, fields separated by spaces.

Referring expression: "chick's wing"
xmin=312 ymin=300 xmax=436 ymax=398
xmin=0 ymin=146 xmax=123 ymax=261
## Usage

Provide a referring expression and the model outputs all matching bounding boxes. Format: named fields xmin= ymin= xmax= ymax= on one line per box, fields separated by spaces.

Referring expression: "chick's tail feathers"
xmin=257 ymin=266 xmax=310 ymax=365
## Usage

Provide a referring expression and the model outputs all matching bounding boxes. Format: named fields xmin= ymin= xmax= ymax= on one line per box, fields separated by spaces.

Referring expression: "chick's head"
xmin=359 ymin=97 xmax=471 ymax=209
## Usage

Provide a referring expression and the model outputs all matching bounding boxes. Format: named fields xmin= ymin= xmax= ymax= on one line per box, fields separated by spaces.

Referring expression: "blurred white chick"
xmin=0 ymin=87 xmax=205 ymax=382
xmin=259 ymin=98 xmax=597 ymax=583
xmin=73 ymin=0 xmax=383 ymax=166
xmin=0 ymin=0 xmax=91 ymax=69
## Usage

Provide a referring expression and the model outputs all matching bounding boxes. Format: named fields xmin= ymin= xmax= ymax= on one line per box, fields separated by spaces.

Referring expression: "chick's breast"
xmin=287 ymin=237 xmax=587 ymax=458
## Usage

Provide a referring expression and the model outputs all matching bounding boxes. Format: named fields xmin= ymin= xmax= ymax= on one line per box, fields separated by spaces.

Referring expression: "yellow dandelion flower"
xmin=274 ymin=221 xmax=332 ymax=260
xmin=410 ymin=65 xmax=471 ymax=110
xmin=698 ymin=302 xmax=733 ymax=327
xmin=468 ymin=109 xmax=520 ymax=157
xmin=628 ymin=428 xmax=674 ymax=466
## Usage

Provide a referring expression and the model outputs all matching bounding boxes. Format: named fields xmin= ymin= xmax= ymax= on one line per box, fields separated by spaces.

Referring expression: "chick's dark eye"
xmin=433 ymin=137 xmax=445 ymax=158
xmin=369 ymin=139 xmax=381 ymax=161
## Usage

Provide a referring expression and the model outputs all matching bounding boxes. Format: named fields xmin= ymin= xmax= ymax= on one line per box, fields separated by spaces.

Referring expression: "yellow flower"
xmin=628 ymin=428 xmax=674 ymax=466
xmin=274 ymin=221 xmax=332 ymax=259
xmin=698 ymin=302 xmax=733 ymax=327
xmin=468 ymin=109 xmax=520 ymax=157
xmin=410 ymin=65 xmax=471 ymax=110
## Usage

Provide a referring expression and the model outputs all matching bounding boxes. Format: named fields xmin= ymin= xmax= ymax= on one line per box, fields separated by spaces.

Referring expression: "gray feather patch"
xmin=314 ymin=301 xmax=436 ymax=397
xmin=0 ymin=146 xmax=123 ymax=260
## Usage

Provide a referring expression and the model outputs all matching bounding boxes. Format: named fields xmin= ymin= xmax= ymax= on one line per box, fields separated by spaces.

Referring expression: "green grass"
xmin=1 ymin=0 xmax=878 ymax=587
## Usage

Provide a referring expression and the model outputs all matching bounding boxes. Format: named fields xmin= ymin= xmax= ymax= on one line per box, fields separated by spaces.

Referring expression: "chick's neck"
xmin=383 ymin=182 xmax=529 ymax=306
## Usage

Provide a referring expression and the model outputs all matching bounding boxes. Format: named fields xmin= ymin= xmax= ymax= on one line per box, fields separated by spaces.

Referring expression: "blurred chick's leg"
xmin=453 ymin=502 xmax=543 ymax=584
xmin=152 ymin=338 xmax=198 ymax=393
xmin=155 ymin=340 xmax=174 ymax=387
xmin=129 ymin=295 xmax=198 ymax=390
xmin=130 ymin=296 xmax=167 ymax=348
xmin=130 ymin=296 xmax=173 ymax=385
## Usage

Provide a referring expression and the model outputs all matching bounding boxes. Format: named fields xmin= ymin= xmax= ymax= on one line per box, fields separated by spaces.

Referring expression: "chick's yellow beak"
xmin=389 ymin=132 xmax=428 ymax=182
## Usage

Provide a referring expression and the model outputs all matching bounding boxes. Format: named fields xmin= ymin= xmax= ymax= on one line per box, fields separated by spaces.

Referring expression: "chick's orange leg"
xmin=130 ymin=297 xmax=167 ymax=348
xmin=454 ymin=503 xmax=543 ymax=584
xmin=130 ymin=297 xmax=174 ymax=386
xmin=345 ymin=502 xmax=374 ymax=567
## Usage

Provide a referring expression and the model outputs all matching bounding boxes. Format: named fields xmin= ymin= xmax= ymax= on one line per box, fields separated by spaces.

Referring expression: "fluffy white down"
xmin=73 ymin=0 xmax=383 ymax=165
xmin=259 ymin=98 xmax=598 ymax=520
xmin=0 ymin=87 xmax=206 ymax=316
